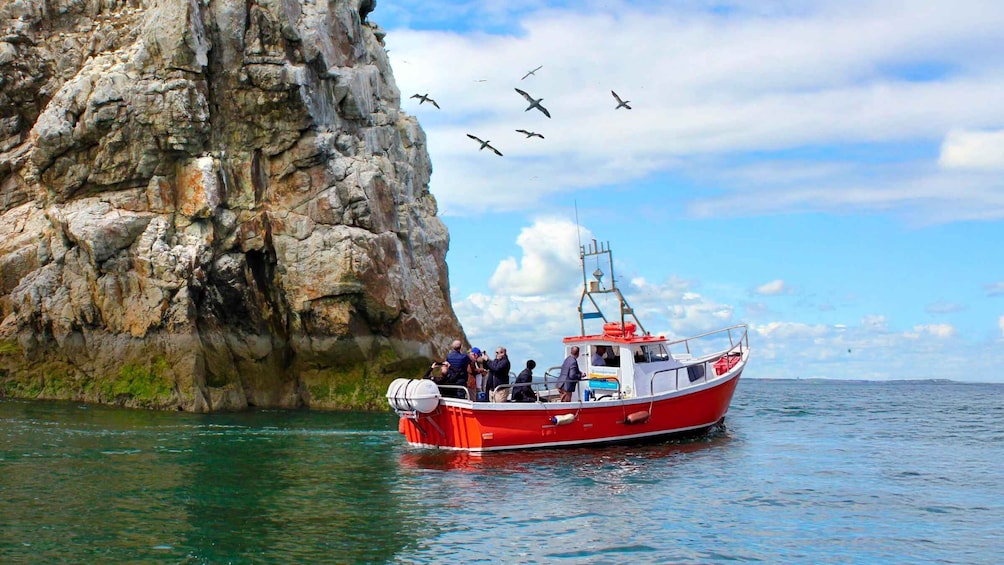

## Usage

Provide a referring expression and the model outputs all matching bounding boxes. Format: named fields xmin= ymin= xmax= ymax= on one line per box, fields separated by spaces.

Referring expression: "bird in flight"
xmin=466 ymin=134 xmax=503 ymax=156
xmin=410 ymin=93 xmax=440 ymax=109
xmin=516 ymin=129 xmax=544 ymax=139
xmin=514 ymin=88 xmax=551 ymax=118
xmin=611 ymin=90 xmax=631 ymax=110
xmin=521 ymin=65 xmax=543 ymax=80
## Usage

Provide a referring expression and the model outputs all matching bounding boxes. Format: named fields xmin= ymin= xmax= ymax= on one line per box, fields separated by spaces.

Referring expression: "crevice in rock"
xmin=251 ymin=148 xmax=266 ymax=204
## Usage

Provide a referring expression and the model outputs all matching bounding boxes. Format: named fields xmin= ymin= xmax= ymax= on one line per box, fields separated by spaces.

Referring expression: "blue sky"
xmin=374 ymin=0 xmax=1004 ymax=382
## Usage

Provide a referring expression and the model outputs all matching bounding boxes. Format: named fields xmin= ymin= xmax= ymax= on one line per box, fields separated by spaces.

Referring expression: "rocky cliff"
xmin=0 ymin=0 xmax=465 ymax=411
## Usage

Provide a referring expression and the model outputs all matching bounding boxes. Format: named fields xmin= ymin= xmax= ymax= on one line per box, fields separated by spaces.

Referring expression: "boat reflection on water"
xmin=397 ymin=422 xmax=733 ymax=473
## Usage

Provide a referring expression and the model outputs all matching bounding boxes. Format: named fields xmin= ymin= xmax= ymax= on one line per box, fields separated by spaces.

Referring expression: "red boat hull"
xmin=398 ymin=370 xmax=742 ymax=452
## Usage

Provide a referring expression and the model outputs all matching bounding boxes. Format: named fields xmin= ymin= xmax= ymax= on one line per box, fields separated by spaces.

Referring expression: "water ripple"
xmin=2 ymin=380 xmax=1003 ymax=563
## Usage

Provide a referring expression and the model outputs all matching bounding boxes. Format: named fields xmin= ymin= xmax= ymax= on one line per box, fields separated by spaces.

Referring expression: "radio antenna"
xmin=574 ymin=200 xmax=583 ymax=253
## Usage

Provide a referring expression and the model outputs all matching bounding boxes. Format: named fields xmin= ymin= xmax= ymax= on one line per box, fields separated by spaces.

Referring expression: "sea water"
xmin=1 ymin=379 xmax=1001 ymax=563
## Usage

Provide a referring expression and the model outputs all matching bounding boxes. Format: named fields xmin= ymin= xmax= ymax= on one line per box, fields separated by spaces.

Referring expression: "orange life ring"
xmin=602 ymin=322 xmax=623 ymax=336
xmin=602 ymin=322 xmax=637 ymax=337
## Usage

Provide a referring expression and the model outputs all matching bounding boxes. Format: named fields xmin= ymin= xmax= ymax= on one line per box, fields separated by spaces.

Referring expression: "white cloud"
xmin=939 ymin=129 xmax=1004 ymax=171
xmin=907 ymin=324 xmax=957 ymax=338
xmin=755 ymin=279 xmax=787 ymax=296
xmin=384 ymin=2 xmax=1004 ymax=220
xmin=925 ymin=301 xmax=966 ymax=314
xmin=985 ymin=282 xmax=1004 ymax=297
xmin=452 ymin=223 xmax=1001 ymax=380
xmin=488 ymin=217 xmax=587 ymax=296
xmin=455 ymin=221 xmax=739 ymax=361
xmin=382 ymin=4 xmax=1004 ymax=382
xmin=861 ymin=314 xmax=888 ymax=330
xmin=754 ymin=321 xmax=829 ymax=340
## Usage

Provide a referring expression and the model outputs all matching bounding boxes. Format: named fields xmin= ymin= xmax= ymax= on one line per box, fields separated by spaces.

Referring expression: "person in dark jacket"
xmin=483 ymin=346 xmax=511 ymax=402
xmin=443 ymin=340 xmax=470 ymax=398
xmin=421 ymin=362 xmax=448 ymax=383
xmin=557 ymin=346 xmax=582 ymax=402
xmin=511 ymin=360 xmax=536 ymax=402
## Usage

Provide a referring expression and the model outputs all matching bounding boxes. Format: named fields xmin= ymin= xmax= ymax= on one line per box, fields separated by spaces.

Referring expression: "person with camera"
xmin=420 ymin=361 xmax=449 ymax=383
xmin=484 ymin=346 xmax=512 ymax=402
xmin=467 ymin=347 xmax=488 ymax=401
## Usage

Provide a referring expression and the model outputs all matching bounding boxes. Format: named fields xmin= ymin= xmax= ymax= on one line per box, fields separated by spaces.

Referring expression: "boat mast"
xmin=577 ymin=239 xmax=647 ymax=336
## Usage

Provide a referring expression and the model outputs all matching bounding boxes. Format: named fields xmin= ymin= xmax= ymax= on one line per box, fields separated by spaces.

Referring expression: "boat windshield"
xmin=633 ymin=344 xmax=669 ymax=364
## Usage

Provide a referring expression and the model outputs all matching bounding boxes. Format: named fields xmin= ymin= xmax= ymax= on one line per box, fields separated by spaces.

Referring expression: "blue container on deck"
xmin=477 ymin=392 xmax=488 ymax=402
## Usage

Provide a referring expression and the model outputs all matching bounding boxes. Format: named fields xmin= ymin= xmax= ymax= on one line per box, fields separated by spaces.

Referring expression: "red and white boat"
xmin=386 ymin=240 xmax=750 ymax=452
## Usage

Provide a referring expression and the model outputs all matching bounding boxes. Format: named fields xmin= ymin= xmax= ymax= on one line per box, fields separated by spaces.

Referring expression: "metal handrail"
xmin=542 ymin=366 xmax=562 ymax=390
xmin=468 ymin=326 xmax=750 ymax=403
xmin=666 ymin=323 xmax=749 ymax=355
xmin=436 ymin=384 xmax=472 ymax=400
xmin=650 ymin=341 xmax=747 ymax=393
xmin=487 ymin=367 xmax=608 ymax=402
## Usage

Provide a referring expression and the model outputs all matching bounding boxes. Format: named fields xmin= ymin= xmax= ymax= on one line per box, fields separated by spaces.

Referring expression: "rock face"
xmin=0 ymin=0 xmax=465 ymax=411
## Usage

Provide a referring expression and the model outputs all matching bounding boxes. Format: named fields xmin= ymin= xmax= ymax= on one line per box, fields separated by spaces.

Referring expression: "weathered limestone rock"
xmin=0 ymin=0 xmax=465 ymax=411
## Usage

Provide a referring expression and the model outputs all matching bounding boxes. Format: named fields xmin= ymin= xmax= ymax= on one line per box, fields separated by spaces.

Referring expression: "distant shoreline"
xmin=743 ymin=377 xmax=1000 ymax=385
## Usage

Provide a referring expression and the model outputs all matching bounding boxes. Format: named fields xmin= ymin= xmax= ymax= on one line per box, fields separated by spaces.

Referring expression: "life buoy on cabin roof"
xmin=602 ymin=322 xmax=637 ymax=337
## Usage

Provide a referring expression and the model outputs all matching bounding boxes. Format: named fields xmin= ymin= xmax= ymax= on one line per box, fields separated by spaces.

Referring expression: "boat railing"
xmin=667 ymin=323 xmax=749 ymax=357
xmin=541 ymin=366 xmax=563 ymax=390
xmin=487 ymin=381 xmax=547 ymax=402
xmin=509 ymin=377 xmax=623 ymax=401
xmin=649 ymin=328 xmax=749 ymax=393
xmin=436 ymin=384 xmax=473 ymax=401
xmin=534 ymin=367 xmax=624 ymax=402
xmin=649 ymin=362 xmax=712 ymax=393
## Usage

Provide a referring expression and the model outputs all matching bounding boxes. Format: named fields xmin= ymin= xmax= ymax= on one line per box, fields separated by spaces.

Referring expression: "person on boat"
xmin=468 ymin=347 xmax=488 ymax=401
xmin=557 ymin=346 xmax=583 ymax=402
xmin=592 ymin=345 xmax=607 ymax=366
xmin=444 ymin=340 xmax=470 ymax=398
xmin=484 ymin=346 xmax=511 ymax=402
xmin=421 ymin=361 xmax=449 ymax=383
xmin=511 ymin=359 xmax=536 ymax=402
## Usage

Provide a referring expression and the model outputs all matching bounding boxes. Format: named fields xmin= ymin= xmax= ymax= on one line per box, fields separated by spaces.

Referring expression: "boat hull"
xmin=397 ymin=369 xmax=742 ymax=452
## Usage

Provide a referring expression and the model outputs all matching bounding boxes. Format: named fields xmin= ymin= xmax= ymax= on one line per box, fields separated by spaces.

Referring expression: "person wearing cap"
xmin=484 ymin=346 xmax=511 ymax=402
xmin=467 ymin=347 xmax=488 ymax=401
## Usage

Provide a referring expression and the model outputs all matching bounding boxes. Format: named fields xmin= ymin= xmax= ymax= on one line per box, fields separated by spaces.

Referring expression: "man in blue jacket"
xmin=557 ymin=346 xmax=582 ymax=402
xmin=444 ymin=340 xmax=470 ymax=398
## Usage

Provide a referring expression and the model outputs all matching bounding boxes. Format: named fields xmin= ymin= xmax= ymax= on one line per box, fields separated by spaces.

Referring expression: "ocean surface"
xmin=1 ymin=379 xmax=1001 ymax=564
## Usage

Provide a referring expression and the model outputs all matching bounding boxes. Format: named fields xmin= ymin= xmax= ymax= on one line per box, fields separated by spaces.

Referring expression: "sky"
xmin=372 ymin=0 xmax=1004 ymax=382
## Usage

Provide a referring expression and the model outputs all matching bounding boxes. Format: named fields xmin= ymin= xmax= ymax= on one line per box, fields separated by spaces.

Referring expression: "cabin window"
xmin=633 ymin=344 xmax=669 ymax=364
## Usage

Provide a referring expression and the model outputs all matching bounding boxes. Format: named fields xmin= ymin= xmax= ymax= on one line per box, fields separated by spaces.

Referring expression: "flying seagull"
xmin=516 ymin=129 xmax=544 ymax=139
xmin=466 ymin=134 xmax=503 ymax=156
xmin=514 ymin=88 xmax=551 ymax=118
xmin=410 ymin=93 xmax=440 ymax=109
xmin=611 ymin=90 xmax=631 ymax=110
xmin=521 ymin=65 xmax=543 ymax=80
